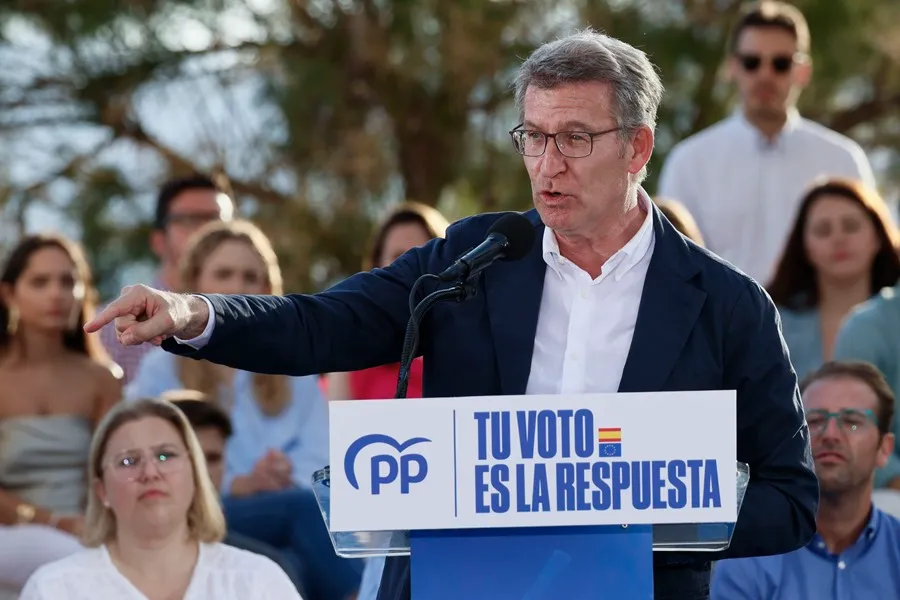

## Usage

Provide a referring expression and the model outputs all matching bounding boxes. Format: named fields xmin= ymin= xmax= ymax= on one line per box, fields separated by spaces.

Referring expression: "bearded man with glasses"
xmin=712 ymin=360 xmax=900 ymax=599
xmin=658 ymin=0 xmax=877 ymax=285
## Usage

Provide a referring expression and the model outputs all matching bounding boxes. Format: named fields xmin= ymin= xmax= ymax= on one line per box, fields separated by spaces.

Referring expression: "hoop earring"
xmin=6 ymin=305 xmax=19 ymax=336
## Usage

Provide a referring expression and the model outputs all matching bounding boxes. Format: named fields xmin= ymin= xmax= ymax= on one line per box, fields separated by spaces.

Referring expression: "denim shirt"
xmin=776 ymin=306 xmax=823 ymax=383
xmin=125 ymin=347 xmax=330 ymax=494
xmin=712 ymin=507 xmax=900 ymax=600
xmin=834 ymin=284 xmax=900 ymax=487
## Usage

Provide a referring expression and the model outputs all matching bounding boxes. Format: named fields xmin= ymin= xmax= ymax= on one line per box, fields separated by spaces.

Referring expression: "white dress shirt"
xmin=658 ymin=109 xmax=877 ymax=283
xmin=525 ymin=190 xmax=654 ymax=395
xmin=19 ymin=542 xmax=302 ymax=600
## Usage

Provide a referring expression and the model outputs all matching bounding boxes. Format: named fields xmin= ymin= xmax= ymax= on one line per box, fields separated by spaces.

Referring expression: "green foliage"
xmin=3 ymin=0 xmax=900 ymax=297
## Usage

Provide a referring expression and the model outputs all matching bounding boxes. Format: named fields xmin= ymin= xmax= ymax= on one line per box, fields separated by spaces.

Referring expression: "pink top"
xmin=348 ymin=358 xmax=424 ymax=400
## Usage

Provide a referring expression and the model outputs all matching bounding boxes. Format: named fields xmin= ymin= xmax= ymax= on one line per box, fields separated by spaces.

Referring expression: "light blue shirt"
xmin=776 ymin=306 xmax=823 ymax=383
xmin=126 ymin=347 xmax=330 ymax=494
xmin=834 ymin=284 xmax=900 ymax=488
xmin=712 ymin=507 xmax=900 ymax=600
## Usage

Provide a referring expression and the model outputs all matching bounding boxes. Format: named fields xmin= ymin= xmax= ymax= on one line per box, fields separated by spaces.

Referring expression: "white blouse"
xmin=19 ymin=542 xmax=303 ymax=600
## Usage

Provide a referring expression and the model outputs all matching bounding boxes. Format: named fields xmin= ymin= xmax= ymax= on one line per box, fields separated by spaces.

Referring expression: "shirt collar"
xmin=542 ymin=187 xmax=655 ymax=281
xmin=807 ymin=504 xmax=882 ymax=555
xmin=730 ymin=106 xmax=801 ymax=150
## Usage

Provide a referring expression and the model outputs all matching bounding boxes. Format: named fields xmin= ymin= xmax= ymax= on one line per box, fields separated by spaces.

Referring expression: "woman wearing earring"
xmin=0 ymin=234 xmax=122 ymax=589
xmin=19 ymin=397 xmax=301 ymax=599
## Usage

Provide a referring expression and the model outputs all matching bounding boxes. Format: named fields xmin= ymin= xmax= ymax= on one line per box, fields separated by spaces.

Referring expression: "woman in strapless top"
xmin=0 ymin=234 xmax=122 ymax=590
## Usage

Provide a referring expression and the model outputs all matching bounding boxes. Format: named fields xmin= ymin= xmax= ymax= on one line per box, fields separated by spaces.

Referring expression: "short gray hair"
xmin=514 ymin=28 xmax=664 ymax=142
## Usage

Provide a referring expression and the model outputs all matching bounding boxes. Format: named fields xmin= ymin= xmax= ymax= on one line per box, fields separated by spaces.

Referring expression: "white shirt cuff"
xmin=173 ymin=295 xmax=215 ymax=349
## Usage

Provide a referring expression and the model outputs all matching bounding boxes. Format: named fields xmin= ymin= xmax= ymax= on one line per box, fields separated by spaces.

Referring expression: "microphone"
xmin=437 ymin=212 xmax=536 ymax=283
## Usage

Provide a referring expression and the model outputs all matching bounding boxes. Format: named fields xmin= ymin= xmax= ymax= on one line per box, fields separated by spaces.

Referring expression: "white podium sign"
xmin=328 ymin=391 xmax=737 ymax=533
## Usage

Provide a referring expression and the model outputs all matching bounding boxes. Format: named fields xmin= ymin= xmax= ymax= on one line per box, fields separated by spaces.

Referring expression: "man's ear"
xmin=792 ymin=54 xmax=812 ymax=89
xmin=150 ymin=229 xmax=168 ymax=261
xmin=877 ymin=432 xmax=895 ymax=468
xmin=626 ymin=125 xmax=654 ymax=177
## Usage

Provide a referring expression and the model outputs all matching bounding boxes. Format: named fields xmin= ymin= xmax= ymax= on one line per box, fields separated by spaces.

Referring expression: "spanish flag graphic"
xmin=598 ymin=427 xmax=622 ymax=457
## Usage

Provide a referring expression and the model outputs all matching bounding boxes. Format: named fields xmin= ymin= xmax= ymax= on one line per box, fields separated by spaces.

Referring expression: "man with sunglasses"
xmin=658 ymin=1 xmax=876 ymax=284
xmin=712 ymin=360 xmax=900 ymax=599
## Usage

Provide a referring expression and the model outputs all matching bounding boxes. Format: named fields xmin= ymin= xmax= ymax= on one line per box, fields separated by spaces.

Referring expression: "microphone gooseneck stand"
xmin=394 ymin=273 xmax=477 ymax=400
xmin=378 ymin=273 xmax=478 ymax=600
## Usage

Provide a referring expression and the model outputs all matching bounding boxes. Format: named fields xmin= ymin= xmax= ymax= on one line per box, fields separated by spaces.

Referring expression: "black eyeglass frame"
xmin=508 ymin=124 xmax=624 ymax=158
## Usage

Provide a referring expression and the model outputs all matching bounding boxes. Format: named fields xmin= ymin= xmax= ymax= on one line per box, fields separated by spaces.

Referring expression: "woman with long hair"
xmin=20 ymin=398 xmax=301 ymax=599
xmin=326 ymin=201 xmax=450 ymax=401
xmin=0 ymin=233 xmax=122 ymax=588
xmin=767 ymin=177 xmax=900 ymax=379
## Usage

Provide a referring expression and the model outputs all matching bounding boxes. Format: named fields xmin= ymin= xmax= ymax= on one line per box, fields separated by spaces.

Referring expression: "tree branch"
xmin=119 ymin=121 xmax=292 ymax=205
xmin=827 ymin=92 xmax=900 ymax=133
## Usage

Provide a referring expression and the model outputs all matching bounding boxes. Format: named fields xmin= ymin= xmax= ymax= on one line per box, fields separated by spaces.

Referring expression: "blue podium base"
xmin=409 ymin=525 xmax=654 ymax=600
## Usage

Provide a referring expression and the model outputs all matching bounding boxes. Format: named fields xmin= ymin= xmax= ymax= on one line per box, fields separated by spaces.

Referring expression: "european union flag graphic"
xmin=598 ymin=427 xmax=622 ymax=457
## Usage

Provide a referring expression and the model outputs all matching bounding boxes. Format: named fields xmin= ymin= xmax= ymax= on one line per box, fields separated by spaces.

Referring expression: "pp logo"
xmin=343 ymin=434 xmax=430 ymax=495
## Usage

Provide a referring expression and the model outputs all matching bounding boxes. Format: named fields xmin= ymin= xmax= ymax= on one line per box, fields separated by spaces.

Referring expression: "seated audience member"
xmin=326 ymin=201 xmax=449 ymax=402
xmin=767 ymin=178 xmax=900 ymax=381
xmin=19 ymin=398 xmax=301 ymax=599
xmin=0 ymin=234 xmax=122 ymax=589
xmin=126 ymin=220 xmax=359 ymax=600
xmin=835 ymin=285 xmax=900 ymax=489
xmin=126 ymin=219 xmax=329 ymax=494
xmin=163 ymin=390 xmax=305 ymax=594
xmin=653 ymin=197 xmax=705 ymax=246
xmin=712 ymin=361 xmax=900 ymax=599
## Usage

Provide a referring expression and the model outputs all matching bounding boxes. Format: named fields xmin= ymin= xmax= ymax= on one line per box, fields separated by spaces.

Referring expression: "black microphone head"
xmin=488 ymin=213 xmax=536 ymax=262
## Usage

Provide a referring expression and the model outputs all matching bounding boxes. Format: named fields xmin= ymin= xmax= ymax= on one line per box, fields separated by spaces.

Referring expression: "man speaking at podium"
xmin=87 ymin=28 xmax=817 ymax=600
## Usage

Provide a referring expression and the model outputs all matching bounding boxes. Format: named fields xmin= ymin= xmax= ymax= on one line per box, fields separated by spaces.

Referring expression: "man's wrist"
xmin=180 ymin=295 xmax=211 ymax=340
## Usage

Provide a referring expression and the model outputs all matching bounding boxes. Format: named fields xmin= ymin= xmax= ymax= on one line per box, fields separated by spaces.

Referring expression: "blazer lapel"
xmin=618 ymin=208 xmax=707 ymax=393
xmin=485 ymin=209 xmax=547 ymax=395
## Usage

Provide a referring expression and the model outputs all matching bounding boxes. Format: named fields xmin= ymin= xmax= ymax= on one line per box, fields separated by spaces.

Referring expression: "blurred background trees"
xmin=2 ymin=0 xmax=900 ymax=298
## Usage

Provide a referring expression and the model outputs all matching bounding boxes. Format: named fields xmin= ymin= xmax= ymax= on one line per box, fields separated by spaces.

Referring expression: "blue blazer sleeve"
xmin=718 ymin=282 xmax=818 ymax=559
xmin=162 ymin=220 xmax=473 ymax=377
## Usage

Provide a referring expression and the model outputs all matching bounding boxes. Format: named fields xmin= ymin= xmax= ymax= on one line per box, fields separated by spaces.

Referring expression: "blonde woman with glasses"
xmin=19 ymin=398 xmax=301 ymax=599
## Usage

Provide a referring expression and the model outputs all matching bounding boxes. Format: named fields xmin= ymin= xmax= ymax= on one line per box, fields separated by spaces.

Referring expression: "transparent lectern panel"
xmin=312 ymin=467 xmax=410 ymax=558
xmin=312 ymin=462 xmax=750 ymax=558
xmin=651 ymin=461 xmax=750 ymax=552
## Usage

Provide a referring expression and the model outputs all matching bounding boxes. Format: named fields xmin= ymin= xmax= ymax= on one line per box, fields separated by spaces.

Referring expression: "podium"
xmin=313 ymin=390 xmax=749 ymax=599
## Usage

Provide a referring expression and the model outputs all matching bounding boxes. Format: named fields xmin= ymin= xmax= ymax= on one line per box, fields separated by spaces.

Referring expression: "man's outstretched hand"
xmin=84 ymin=285 xmax=210 ymax=346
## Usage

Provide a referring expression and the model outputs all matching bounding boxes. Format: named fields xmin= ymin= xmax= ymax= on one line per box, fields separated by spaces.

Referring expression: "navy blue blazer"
xmin=164 ymin=205 xmax=818 ymax=600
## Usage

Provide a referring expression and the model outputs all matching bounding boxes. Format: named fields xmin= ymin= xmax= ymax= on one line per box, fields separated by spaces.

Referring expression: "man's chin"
xmin=536 ymin=205 xmax=572 ymax=229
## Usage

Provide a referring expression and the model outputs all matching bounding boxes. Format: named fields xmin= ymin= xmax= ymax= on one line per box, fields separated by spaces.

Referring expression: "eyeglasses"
xmin=735 ymin=53 xmax=799 ymax=74
xmin=105 ymin=448 xmax=188 ymax=481
xmin=509 ymin=125 xmax=622 ymax=158
xmin=164 ymin=212 xmax=223 ymax=228
xmin=805 ymin=408 xmax=878 ymax=436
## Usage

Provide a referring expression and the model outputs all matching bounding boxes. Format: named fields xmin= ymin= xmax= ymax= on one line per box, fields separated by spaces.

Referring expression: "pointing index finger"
xmin=83 ymin=296 xmax=131 ymax=333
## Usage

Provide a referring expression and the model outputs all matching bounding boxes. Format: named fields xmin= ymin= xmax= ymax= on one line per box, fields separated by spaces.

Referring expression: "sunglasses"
xmin=736 ymin=53 xmax=797 ymax=74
